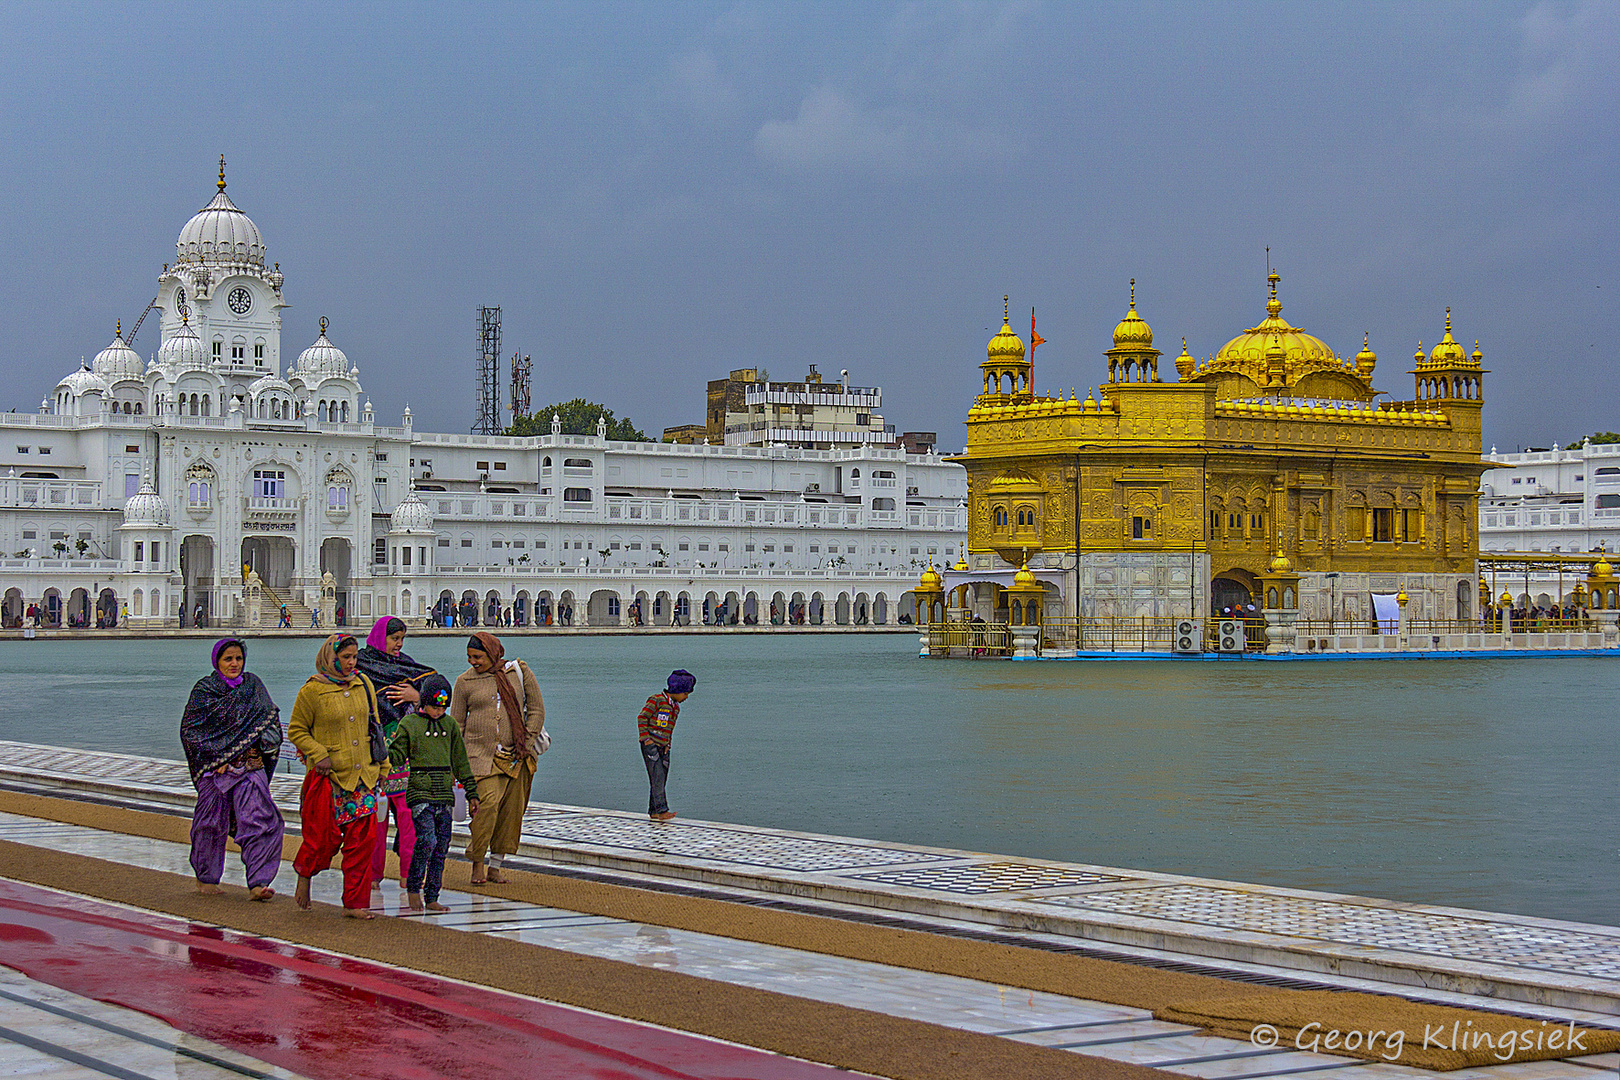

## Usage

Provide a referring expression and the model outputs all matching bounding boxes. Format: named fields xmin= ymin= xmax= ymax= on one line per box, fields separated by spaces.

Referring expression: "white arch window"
xmin=187 ymin=479 xmax=211 ymax=507
xmin=318 ymin=401 xmax=328 ymax=423
xmin=340 ymin=400 xmax=349 ymax=422
xmin=328 ymin=485 xmax=349 ymax=509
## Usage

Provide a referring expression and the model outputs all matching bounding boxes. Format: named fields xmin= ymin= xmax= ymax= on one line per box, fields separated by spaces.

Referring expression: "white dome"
xmin=390 ymin=491 xmax=435 ymax=532
xmin=157 ymin=320 xmax=209 ymax=372
xmin=296 ymin=321 xmax=349 ymax=378
xmin=93 ymin=330 xmax=144 ymax=380
xmin=57 ymin=367 xmax=110 ymax=396
xmin=123 ymin=474 xmax=170 ymax=526
xmin=249 ymin=373 xmax=293 ymax=395
xmin=176 ymin=188 xmax=264 ymax=267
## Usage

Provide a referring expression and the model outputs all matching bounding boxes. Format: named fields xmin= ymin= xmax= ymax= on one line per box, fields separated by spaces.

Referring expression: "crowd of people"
xmin=178 ymin=618 xmax=694 ymax=915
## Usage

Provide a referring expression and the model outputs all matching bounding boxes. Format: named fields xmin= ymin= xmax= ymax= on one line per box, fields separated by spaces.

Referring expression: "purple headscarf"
xmin=211 ymin=638 xmax=246 ymax=688
xmin=365 ymin=616 xmax=407 ymax=653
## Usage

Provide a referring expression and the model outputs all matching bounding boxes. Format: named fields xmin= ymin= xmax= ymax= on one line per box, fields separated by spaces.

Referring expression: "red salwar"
xmin=292 ymin=772 xmax=377 ymax=909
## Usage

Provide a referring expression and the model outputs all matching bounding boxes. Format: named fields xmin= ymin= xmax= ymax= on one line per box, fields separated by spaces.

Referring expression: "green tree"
xmin=506 ymin=398 xmax=651 ymax=441
xmin=1565 ymin=432 xmax=1620 ymax=449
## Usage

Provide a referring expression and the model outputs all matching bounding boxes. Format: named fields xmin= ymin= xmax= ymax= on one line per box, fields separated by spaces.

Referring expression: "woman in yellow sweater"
xmin=452 ymin=632 xmax=547 ymax=884
xmin=288 ymin=634 xmax=385 ymax=918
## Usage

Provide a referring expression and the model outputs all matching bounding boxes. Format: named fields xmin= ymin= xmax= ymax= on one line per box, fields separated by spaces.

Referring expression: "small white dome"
xmin=249 ymin=373 xmax=293 ymax=395
xmin=123 ymin=474 xmax=170 ymax=526
xmin=93 ymin=329 xmax=144 ymax=380
xmin=390 ymin=491 xmax=435 ymax=532
xmin=58 ymin=367 xmax=110 ymax=396
xmin=296 ymin=319 xmax=349 ymax=378
xmin=158 ymin=320 xmax=209 ymax=372
xmin=175 ymin=177 xmax=264 ymax=267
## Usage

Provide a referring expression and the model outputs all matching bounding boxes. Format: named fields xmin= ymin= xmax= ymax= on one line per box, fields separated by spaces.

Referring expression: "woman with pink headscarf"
xmin=356 ymin=616 xmax=437 ymax=895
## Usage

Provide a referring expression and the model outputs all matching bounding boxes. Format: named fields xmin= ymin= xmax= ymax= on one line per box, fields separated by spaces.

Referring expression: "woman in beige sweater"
xmin=451 ymin=632 xmax=546 ymax=884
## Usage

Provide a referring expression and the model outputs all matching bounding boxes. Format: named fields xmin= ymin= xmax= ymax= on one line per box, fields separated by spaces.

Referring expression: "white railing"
xmin=423 ymin=492 xmax=962 ymax=532
xmin=244 ymin=496 xmax=297 ymax=511
xmin=0 ymin=558 xmax=124 ymax=571
xmin=425 ymin=564 xmax=917 ymax=580
xmin=0 ymin=479 xmax=104 ymax=508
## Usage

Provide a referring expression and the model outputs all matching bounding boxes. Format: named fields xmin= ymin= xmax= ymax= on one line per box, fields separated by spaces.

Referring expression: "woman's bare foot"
xmin=248 ymin=885 xmax=275 ymax=902
xmin=426 ymin=901 xmax=450 ymax=912
xmin=294 ymin=876 xmax=312 ymax=910
xmin=341 ymin=907 xmax=376 ymax=920
xmin=485 ymin=867 xmax=509 ymax=884
xmin=196 ymin=882 xmax=223 ymax=895
xmin=406 ymin=891 xmax=424 ymax=911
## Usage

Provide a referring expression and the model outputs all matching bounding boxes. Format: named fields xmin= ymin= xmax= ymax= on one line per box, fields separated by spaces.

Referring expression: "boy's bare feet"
xmin=196 ymin=882 xmax=223 ymax=895
xmin=248 ymin=885 xmax=275 ymax=901
xmin=469 ymin=859 xmax=487 ymax=885
xmin=406 ymin=891 xmax=424 ymax=911
xmin=341 ymin=907 xmax=376 ymax=920
xmin=426 ymin=901 xmax=450 ymax=912
xmin=294 ymin=876 xmax=312 ymax=910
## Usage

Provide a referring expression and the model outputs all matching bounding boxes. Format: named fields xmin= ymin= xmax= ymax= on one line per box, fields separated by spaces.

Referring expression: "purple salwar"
xmin=190 ymin=768 xmax=285 ymax=888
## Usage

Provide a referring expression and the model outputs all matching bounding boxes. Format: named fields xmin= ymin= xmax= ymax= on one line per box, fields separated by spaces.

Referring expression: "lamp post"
xmin=1325 ymin=572 xmax=1339 ymax=632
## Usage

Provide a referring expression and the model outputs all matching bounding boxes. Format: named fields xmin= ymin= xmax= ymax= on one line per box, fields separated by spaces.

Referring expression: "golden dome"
xmin=1426 ymin=308 xmax=1466 ymax=364
xmin=1174 ymin=337 xmax=1195 ymax=379
xmin=1593 ymin=558 xmax=1613 ymax=578
xmin=986 ymin=295 xmax=1025 ymax=362
xmin=1013 ymin=560 xmax=1038 ymax=588
xmin=1208 ymin=271 xmax=1342 ymax=385
xmin=1268 ymin=550 xmax=1292 ymax=573
xmin=1355 ymin=333 xmax=1377 ymax=375
xmin=918 ymin=563 xmax=943 ymax=590
xmin=1500 ymin=591 xmax=1515 ymax=606
xmin=1111 ymin=279 xmax=1154 ymax=348
xmin=952 ymin=557 xmax=969 ymax=572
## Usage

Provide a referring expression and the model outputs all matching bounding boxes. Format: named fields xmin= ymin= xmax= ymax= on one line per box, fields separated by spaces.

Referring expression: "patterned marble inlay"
xmin=848 ymin=862 xmax=1128 ymax=894
xmin=0 ymin=741 xmax=306 ymax=801
xmin=520 ymin=814 xmax=951 ymax=872
xmin=1046 ymin=886 xmax=1620 ymax=979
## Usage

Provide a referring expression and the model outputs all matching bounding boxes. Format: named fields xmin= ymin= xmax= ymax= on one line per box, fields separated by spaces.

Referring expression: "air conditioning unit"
xmin=1217 ymin=619 xmax=1244 ymax=653
xmin=1173 ymin=620 xmax=1202 ymax=654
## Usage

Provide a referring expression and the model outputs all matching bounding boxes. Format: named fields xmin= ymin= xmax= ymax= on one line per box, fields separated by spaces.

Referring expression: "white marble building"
xmin=1476 ymin=440 xmax=1620 ymax=603
xmin=0 ymin=167 xmax=966 ymax=630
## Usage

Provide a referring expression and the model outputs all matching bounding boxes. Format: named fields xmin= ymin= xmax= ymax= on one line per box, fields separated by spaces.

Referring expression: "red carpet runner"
xmin=0 ymin=880 xmax=846 ymax=1080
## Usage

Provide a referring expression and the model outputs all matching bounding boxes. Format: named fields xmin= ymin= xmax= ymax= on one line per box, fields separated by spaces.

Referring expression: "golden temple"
xmin=946 ymin=277 xmax=1490 ymax=625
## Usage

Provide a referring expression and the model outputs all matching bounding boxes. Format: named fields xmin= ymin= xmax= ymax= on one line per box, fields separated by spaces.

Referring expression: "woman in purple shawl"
xmin=180 ymin=638 xmax=285 ymax=899
xmin=357 ymin=617 xmax=437 ymax=892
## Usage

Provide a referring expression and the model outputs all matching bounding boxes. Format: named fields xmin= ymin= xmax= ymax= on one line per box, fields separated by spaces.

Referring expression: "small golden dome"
xmin=1268 ymin=550 xmax=1292 ymax=573
xmin=1500 ymin=591 xmax=1515 ymax=606
xmin=1111 ymin=279 xmax=1154 ymax=348
xmin=1396 ymin=587 xmax=1408 ymax=605
xmin=952 ymin=557 xmax=968 ymax=572
xmin=1427 ymin=308 xmax=1466 ymax=363
xmin=1355 ymin=332 xmax=1377 ymax=374
xmin=986 ymin=295 xmax=1025 ymax=362
xmin=1593 ymin=558 xmax=1613 ymax=578
xmin=1471 ymin=340 xmax=1483 ymax=362
xmin=918 ymin=563 xmax=943 ymax=590
xmin=1175 ymin=337 xmax=1195 ymax=379
xmin=1013 ymin=561 xmax=1038 ymax=588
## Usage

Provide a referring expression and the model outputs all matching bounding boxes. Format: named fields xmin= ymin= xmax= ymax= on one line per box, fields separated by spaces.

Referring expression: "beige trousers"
xmin=465 ymin=758 xmax=534 ymax=862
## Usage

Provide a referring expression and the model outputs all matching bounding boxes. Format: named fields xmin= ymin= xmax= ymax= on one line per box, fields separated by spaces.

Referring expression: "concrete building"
xmin=705 ymin=367 xmax=893 ymax=449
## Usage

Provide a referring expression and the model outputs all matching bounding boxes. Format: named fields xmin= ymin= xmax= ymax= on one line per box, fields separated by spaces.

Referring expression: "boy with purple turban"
xmin=637 ymin=669 xmax=696 ymax=821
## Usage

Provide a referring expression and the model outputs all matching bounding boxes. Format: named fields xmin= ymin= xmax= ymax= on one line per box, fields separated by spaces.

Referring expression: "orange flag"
xmin=1031 ymin=309 xmax=1046 ymax=350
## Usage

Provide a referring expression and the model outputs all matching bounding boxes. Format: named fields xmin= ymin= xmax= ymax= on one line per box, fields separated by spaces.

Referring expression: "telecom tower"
xmin=473 ymin=306 xmax=502 ymax=434
xmin=510 ymin=351 xmax=532 ymax=420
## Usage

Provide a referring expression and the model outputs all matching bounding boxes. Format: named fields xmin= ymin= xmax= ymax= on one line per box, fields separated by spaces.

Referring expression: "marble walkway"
xmin=0 ymin=739 xmax=1615 ymax=1080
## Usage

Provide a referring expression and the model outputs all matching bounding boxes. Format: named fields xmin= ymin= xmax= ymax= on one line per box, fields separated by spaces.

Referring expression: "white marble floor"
xmin=0 ymin=812 xmax=1615 ymax=1080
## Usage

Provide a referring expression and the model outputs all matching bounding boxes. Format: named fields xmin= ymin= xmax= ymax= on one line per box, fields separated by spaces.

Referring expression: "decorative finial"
xmin=115 ymin=319 xmax=121 ymax=338
xmin=1003 ymin=295 xmax=1009 ymax=324
xmin=1129 ymin=278 xmax=1136 ymax=310
xmin=217 ymin=154 xmax=227 ymax=192
xmin=1444 ymin=306 xmax=1452 ymax=332
xmin=181 ymin=310 xmax=189 ymax=326
xmin=1364 ymin=331 xmax=1370 ymax=349
xmin=319 ymin=316 xmax=329 ymax=336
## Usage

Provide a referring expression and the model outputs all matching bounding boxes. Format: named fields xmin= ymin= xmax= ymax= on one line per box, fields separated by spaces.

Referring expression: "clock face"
xmin=227 ymin=286 xmax=253 ymax=316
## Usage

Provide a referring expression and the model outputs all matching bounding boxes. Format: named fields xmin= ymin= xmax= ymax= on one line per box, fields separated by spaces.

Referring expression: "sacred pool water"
xmin=1 ymin=634 xmax=1615 ymax=926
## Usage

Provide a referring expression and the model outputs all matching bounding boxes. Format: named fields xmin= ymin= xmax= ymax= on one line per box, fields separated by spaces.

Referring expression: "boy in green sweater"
xmin=389 ymin=675 xmax=479 ymax=911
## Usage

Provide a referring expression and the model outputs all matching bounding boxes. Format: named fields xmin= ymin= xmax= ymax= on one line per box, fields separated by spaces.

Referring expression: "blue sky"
xmin=1 ymin=0 xmax=1614 ymax=451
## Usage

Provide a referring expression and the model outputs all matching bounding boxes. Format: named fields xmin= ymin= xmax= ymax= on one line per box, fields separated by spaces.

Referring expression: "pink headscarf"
xmin=365 ymin=616 xmax=406 ymax=653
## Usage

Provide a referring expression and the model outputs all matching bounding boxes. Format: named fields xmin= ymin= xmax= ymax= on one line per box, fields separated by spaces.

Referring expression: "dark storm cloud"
xmin=0 ymin=0 xmax=1614 ymax=452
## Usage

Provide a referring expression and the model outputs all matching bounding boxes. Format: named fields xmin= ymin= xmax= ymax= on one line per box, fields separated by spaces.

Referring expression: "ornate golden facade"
xmin=954 ymin=277 xmax=1490 ymax=622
